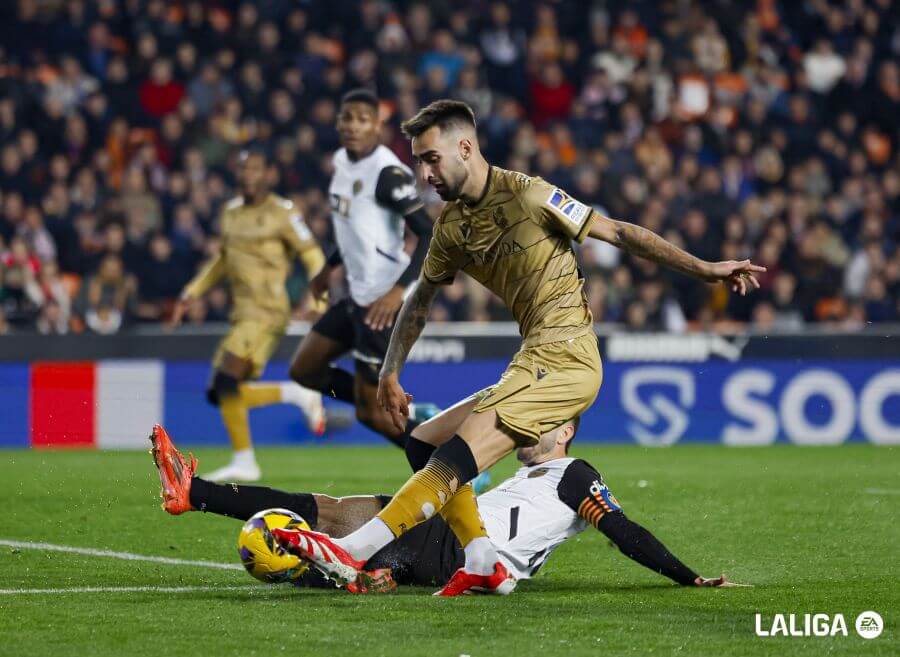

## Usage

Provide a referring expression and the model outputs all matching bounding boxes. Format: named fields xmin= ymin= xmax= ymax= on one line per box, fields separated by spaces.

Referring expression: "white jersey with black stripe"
xmin=328 ymin=145 xmax=415 ymax=306
xmin=478 ymin=458 xmax=588 ymax=580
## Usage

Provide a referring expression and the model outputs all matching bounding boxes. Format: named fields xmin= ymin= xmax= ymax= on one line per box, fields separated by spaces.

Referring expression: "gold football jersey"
xmin=184 ymin=194 xmax=321 ymax=325
xmin=423 ymin=168 xmax=594 ymax=346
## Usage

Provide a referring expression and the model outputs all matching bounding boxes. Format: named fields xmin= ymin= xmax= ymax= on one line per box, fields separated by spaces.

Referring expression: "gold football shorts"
xmin=212 ymin=320 xmax=285 ymax=379
xmin=473 ymin=332 xmax=602 ymax=445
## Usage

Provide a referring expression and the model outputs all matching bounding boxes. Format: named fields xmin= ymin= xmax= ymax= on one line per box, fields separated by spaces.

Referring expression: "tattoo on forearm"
xmin=613 ymin=220 xmax=709 ymax=279
xmin=380 ymin=280 xmax=436 ymax=377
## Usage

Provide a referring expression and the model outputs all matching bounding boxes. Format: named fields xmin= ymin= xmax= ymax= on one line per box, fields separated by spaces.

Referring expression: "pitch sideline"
xmin=0 ymin=538 xmax=243 ymax=571
xmin=0 ymin=585 xmax=265 ymax=595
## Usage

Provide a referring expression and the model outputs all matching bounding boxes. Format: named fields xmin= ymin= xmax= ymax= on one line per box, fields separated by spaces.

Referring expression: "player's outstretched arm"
xmin=557 ymin=460 xmax=746 ymax=587
xmin=170 ymin=252 xmax=226 ymax=327
xmin=587 ymin=214 xmax=765 ymax=296
xmin=377 ymin=277 xmax=439 ymax=431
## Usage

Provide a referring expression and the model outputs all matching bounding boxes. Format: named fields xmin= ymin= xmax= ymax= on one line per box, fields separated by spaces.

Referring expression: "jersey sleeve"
xmin=420 ymin=221 xmax=459 ymax=286
xmin=280 ymin=208 xmax=319 ymax=255
xmin=182 ymin=250 xmax=226 ymax=299
xmin=522 ymin=177 xmax=594 ymax=244
xmin=374 ymin=165 xmax=424 ymax=216
xmin=556 ymin=459 xmax=623 ymax=529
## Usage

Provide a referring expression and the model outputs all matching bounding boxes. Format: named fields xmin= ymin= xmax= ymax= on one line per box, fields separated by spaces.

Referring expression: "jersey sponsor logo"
xmin=546 ymin=188 xmax=590 ymax=226
xmin=289 ymin=214 xmax=312 ymax=241
xmin=329 ymin=193 xmax=351 ymax=218
xmin=589 ymin=479 xmax=622 ymax=512
xmin=391 ymin=183 xmax=418 ymax=202
xmin=469 ymin=239 xmax=525 ymax=266
xmin=536 ymin=367 xmax=548 ymax=380
xmin=492 ymin=206 xmax=508 ymax=229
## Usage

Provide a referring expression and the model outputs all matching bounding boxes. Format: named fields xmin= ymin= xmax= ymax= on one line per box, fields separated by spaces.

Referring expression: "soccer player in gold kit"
xmin=171 ymin=149 xmax=327 ymax=482
xmin=271 ymin=100 xmax=766 ymax=595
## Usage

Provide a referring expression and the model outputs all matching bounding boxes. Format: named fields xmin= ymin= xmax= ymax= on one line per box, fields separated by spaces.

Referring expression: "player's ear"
xmin=458 ymin=137 xmax=472 ymax=161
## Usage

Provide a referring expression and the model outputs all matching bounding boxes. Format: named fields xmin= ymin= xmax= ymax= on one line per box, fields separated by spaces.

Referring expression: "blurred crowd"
xmin=0 ymin=0 xmax=898 ymax=335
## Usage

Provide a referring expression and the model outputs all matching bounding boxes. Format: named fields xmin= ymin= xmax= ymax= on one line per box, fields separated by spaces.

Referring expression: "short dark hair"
xmin=400 ymin=99 xmax=476 ymax=139
xmin=564 ymin=416 xmax=581 ymax=454
xmin=340 ymin=88 xmax=379 ymax=111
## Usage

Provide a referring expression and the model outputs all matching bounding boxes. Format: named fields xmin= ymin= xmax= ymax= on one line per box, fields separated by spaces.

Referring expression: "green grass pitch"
xmin=1 ymin=444 xmax=897 ymax=656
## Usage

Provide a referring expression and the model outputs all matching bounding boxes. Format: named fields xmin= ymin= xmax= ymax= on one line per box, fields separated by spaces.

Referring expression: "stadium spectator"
xmin=0 ymin=0 xmax=897 ymax=334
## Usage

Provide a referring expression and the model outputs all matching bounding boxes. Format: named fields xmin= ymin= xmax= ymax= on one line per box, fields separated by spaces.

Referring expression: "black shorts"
xmin=295 ymin=516 xmax=462 ymax=589
xmin=311 ymin=298 xmax=392 ymax=384
xmin=366 ymin=516 xmax=463 ymax=586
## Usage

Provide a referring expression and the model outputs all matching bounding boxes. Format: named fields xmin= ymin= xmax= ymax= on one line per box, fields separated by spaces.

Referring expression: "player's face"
xmin=337 ymin=101 xmax=380 ymax=158
xmin=238 ymin=153 xmax=267 ymax=198
xmin=411 ymin=126 xmax=468 ymax=201
xmin=517 ymin=424 xmax=572 ymax=465
xmin=516 ymin=431 xmax=557 ymax=465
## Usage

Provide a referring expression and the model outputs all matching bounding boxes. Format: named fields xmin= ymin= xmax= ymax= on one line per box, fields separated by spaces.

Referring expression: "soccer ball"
xmin=237 ymin=508 xmax=311 ymax=583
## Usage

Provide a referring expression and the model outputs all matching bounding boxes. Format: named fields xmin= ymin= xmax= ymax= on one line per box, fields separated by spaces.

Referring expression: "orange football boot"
xmin=149 ymin=424 xmax=197 ymax=515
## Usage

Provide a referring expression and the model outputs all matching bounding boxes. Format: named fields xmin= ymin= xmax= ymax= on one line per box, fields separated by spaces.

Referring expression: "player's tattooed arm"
xmin=378 ymin=278 xmax=439 ymax=430
xmin=589 ymin=214 xmax=710 ymax=279
xmin=380 ymin=278 xmax=438 ymax=378
xmin=588 ymin=214 xmax=765 ymax=296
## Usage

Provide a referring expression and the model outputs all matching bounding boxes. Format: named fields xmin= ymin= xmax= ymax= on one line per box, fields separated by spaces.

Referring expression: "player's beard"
xmin=517 ymin=439 xmax=554 ymax=466
xmin=435 ymin=167 xmax=467 ymax=201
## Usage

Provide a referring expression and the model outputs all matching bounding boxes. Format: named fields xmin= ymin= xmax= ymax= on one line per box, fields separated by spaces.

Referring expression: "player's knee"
xmin=206 ymin=371 xmax=240 ymax=407
xmin=289 ymin=360 xmax=320 ymax=390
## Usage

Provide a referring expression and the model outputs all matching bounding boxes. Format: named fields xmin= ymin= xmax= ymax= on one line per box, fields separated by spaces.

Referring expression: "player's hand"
xmin=377 ymin=372 xmax=413 ymax=433
xmin=169 ymin=294 xmax=195 ymax=329
xmin=308 ymin=267 xmax=332 ymax=301
xmin=694 ymin=574 xmax=752 ymax=588
xmin=704 ymin=260 xmax=766 ymax=296
xmin=365 ymin=286 xmax=405 ymax=332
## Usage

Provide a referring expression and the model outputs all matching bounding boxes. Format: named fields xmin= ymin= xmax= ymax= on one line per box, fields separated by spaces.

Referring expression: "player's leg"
xmin=274 ymin=415 xmax=517 ymax=589
xmin=189 ymin=481 xmax=387 ymax=537
xmin=237 ymin=323 xmax=327 ymax=434
xmin=349 ymin=300 xmax=437 ymax=446
xmin=239 ymin=380 xmax=326 ymax=436
xmin=354 ymin=371 xmax=424 ymax=447
xmin=407 ymin=395 xmax=493 ymax=492
xmin=151 ymin=423 xmax=388 ymax=534
xmin=288 ymin=300 xmax=355 ymax=403
xmin=204 ymin=346 xmax=260 ymax=482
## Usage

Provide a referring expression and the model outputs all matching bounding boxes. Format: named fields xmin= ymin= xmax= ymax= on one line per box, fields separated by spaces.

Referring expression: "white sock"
xmin=334 ymin=517 xmax=395 ymax=562
xmin=279 ymin=382 xmax=320 ymax=415
xmin=232 ymin=448 xmax=256 ymax=468
xmin=463 ymin=536 xmax=498 ymax=576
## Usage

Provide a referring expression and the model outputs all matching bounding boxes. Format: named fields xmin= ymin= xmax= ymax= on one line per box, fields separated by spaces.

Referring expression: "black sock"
xmin=324 ymin=367 xmax=355 ymax=404
xmin=405 ymin=435 xmax=435 ymax=471
xmin=189 ymin=477 xmax=319 ymax=527
xmin=430 ymin=435 xmax=479 ymax=485
xmin=381 ymin=418 xmax=420 ymax=449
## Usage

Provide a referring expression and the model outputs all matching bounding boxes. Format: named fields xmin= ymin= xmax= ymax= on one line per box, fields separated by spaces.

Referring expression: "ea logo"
xmin=855 ymin=611 xmax=883 ymax=639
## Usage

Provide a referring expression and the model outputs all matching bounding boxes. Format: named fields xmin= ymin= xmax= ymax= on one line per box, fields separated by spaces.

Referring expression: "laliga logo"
xmin=754 ymin=612 xmax=883 ymax=639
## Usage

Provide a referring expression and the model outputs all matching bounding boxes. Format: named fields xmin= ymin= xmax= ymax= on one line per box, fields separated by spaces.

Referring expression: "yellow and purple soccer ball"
xmin=237 ymin=508 xmax=311 ymax=583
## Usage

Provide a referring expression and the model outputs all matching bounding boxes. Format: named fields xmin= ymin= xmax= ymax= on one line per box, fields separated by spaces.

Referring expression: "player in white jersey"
xmin=150 ymin=421 xmax=737 ymax=590
xmin=287 ymin=89 xmax=437 ymax=449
